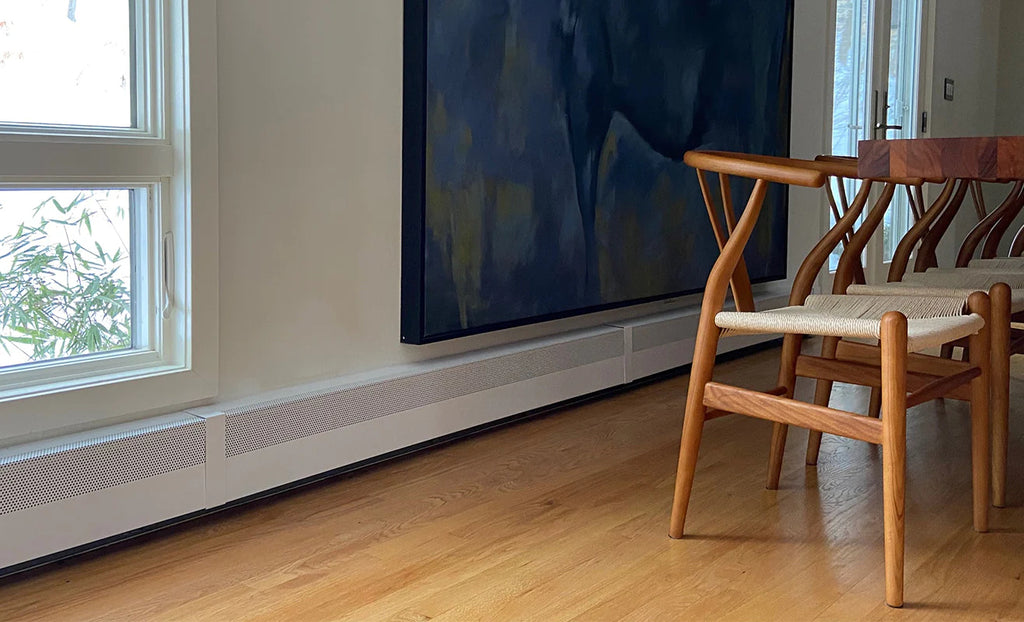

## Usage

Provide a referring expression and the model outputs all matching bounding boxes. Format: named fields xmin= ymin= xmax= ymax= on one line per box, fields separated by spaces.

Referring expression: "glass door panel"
xmin=880 ymin=0 xmax=923 ymax=262
xmin=829 ymin=0 xmax=924 ymax=281
xmin=828 ymin=0 xmax=873 ymax=272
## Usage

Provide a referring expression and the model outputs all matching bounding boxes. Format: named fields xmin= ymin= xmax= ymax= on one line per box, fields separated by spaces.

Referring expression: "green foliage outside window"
xmin=0 ymin=192 xmax=132 ymax=366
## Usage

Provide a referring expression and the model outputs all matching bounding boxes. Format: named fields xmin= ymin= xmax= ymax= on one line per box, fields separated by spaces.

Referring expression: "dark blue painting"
xmin=402 ymin=0 xmax=794 ymax=344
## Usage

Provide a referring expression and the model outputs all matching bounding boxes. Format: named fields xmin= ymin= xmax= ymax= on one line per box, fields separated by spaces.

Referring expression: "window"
xmin=0 ymin=0 xmax=218 ymax=442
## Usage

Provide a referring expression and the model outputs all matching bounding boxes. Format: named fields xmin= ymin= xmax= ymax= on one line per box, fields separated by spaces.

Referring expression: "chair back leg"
xmin=806 ymin=336 xmax=841 ymax=466
xmin=669 ymin=167 xmax=773 ymax=538
xmin=766 ymin=333 xmax=804 ymax=488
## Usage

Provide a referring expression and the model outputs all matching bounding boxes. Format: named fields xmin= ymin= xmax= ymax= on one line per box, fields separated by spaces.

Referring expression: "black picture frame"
xmin=401 ymin=1 xmax=428 ymax=345
xmin=402 ymin=0 xmax=795 ymax=345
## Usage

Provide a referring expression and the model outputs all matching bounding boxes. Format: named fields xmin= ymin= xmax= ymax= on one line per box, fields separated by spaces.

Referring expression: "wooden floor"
xmin=1 ymin=346 xmax=1023 ymax=621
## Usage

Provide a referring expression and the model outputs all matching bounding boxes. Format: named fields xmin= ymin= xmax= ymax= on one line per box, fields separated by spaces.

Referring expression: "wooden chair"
xmin=815 ymin=171 xmax=1024 ymax=507
xmin=670 ymin=151 xmax=992 ymax=608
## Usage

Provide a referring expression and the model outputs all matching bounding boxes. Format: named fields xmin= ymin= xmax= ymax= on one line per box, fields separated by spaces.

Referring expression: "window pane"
xmin=0 ymin=189 xmax=133 ymax=368
xmin=0 ymin=1 xmax=133 ymax=127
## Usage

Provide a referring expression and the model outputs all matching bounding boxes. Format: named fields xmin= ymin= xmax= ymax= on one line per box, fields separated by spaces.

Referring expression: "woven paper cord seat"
xmin=969 ymin=257 xmax=1024 ymax=271
xmin=849 ymin=269 xmax=1024 ymax=313
xmin=715 ymin=294 xmax=984 ymax=353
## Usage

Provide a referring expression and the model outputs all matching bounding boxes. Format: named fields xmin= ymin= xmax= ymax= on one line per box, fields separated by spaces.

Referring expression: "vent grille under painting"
xmin=225 ymin=331 xmax=622 ymax=457
xmin=632 ymin=317 xmax=693 ymax=353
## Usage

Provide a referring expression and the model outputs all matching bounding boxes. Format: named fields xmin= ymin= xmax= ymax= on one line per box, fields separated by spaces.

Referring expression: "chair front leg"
xmin=880 ymin=312 xmax=908 ymax=608
xmin=670 ymin=324 xmax=722 ymax=538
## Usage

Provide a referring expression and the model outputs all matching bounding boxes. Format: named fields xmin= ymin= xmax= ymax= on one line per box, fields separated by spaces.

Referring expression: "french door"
xmin=828 ymin=0 xmax=929 ymax=283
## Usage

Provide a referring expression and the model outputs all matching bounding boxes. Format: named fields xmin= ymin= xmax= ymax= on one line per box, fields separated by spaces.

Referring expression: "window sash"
xmin=0 ymin=0 xmax=217 ymax=444
xmin=0 ymin=183 xmax=166 ymax=397
xmin=0 ymin=0 xmax=163 ymax=138
xmin=0 ymin=139 xmax=173 ymax=182
xmin=0 ymin=0 xmax=188 ymax=408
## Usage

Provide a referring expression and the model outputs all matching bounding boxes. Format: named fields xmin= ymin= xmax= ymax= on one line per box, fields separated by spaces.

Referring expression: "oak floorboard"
xmin=0 ymin=348 xmax=1022 ymax=620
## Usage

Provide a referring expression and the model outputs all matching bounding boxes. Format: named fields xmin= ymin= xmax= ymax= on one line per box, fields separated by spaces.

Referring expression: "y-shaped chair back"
xmin=957 ymin=181 xmax=1024 ymax=266
xmin=683 ymin=152 xmax=828 ymax=328
xmin=887 ymin=179 xmax=964 ymax=281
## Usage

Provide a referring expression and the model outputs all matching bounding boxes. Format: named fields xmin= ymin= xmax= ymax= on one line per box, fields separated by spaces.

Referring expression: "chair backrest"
xmin=683 ymin=151 xmax=827 ymax=320
xmin=805 ymin=157 xmax=933 ymax=298
xmin=980 ymin=182 xmax=1024 ymax=258
xmin=886 ymin=179 xmax=963 ymax=282
xmin=809 ymin=159 xmax=972 ymax=279
xmin=829 ymin=181 xmax=896 ymax=295
xmin=815 ymin=157 xmax=868 ymax=287
xmin=683 ymin=151 xmax=926 ymax=317
xmin=956 ymin=181 xmax=1024 ymax=266
xmin=843 ymin=175 xmax=1020 ymax=277
xmin=912 ymin=179 xmax=970 ymax=272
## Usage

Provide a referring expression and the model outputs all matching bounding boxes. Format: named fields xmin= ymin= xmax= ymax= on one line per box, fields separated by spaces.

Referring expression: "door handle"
xmin=875 ymin=122 xmax=903 ymax=131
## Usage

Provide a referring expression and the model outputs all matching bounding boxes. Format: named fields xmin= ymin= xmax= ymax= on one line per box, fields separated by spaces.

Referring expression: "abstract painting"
xmin=402 ymin=0 xmax=794 ymax=344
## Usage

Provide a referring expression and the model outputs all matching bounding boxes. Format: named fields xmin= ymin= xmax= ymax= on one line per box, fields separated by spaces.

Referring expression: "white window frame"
xmin=0 ymin=0 xmax=217 ymax=443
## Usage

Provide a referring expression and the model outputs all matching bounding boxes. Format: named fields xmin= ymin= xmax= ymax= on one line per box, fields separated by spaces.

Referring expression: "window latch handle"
xmin=162 ymin=231 xmax=174 ymax=319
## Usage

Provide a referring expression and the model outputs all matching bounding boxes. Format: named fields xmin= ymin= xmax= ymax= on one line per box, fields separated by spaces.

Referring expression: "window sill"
xmin=0 ymin=350 xmax=183 ymax=402
xmin=0 ymin=359 xmax=216 ymax=449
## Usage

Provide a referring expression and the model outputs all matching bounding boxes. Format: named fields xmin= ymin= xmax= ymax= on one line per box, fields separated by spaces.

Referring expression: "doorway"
xmin=828 ymin=0 xmax=931 ymax=283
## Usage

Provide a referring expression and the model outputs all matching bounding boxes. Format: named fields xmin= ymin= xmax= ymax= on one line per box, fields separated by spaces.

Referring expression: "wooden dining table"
xmin=858 ymin=136 xmax=1024 ymax=180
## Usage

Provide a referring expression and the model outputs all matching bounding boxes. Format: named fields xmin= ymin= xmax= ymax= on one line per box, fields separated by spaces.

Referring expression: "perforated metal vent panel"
xmin=0 ymin=415 xmax=205 ymax=515
xmin=632 ymin=317 xmax=693 ymax=352
xmin=225 ymin=331 xmax=623 ymax=457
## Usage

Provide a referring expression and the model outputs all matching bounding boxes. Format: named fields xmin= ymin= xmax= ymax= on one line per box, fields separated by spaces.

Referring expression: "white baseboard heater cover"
xmin=0 ymin=414 xmax=206 ymax=569
xmin=216 ymin=326 xmax=626 ymax=502
xmin=223 ymin=327 xmax=624 ymax=459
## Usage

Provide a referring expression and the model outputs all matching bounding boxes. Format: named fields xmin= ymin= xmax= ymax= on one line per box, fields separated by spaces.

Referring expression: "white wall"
xmin=216 ymin=0 xmax=829 ymax=401
xmin=928 ymin=0 xmax=1000 ymax=139
xmin=996 ymin=0 xmax=1024 ymax=135
xmin=991 ymin=0 xmax=1024 ymax=254
xmin=218 ymin=0 xmax=406 ymax=399
xmin=926 ymin=0 xmax=1002 ymax=260
xmin=214 ymin=0 xmax=1006 ymax=403
xmin=788 ymin=1 xmax=832 ymax=290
